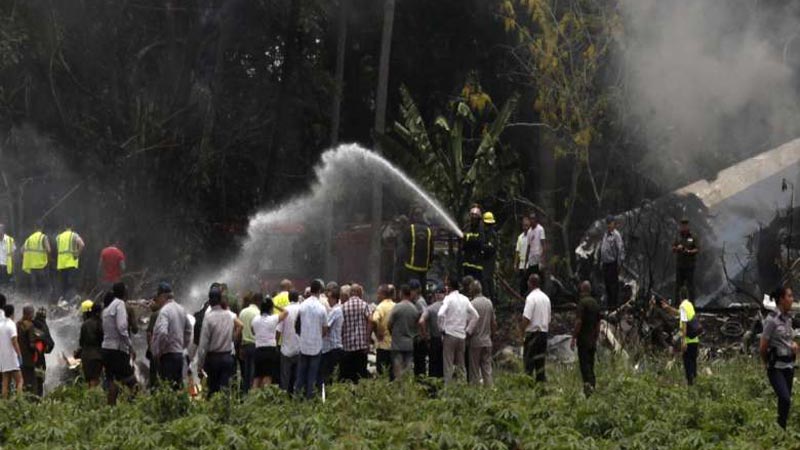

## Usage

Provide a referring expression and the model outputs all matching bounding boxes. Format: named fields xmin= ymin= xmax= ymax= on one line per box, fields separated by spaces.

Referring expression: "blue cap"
xmin=408 ymin=279 xmax=422 ymax=290
xmin=157 ymin=282 xmax=173 ymax=296
xmin=605 ymin=215 xmax=615 ymax=224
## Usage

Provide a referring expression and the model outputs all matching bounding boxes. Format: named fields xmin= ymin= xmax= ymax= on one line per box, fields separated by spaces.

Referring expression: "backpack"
xmin=686 ymin=316 xmax=702 ymax=339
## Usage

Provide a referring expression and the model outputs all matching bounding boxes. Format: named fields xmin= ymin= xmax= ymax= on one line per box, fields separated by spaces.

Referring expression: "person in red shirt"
xmin=98 ymin=243 xmax=126 ymax=290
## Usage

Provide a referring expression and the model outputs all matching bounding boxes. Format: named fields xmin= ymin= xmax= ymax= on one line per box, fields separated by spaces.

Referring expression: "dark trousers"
xmin=0 ymin=267 xmax=10 ymax=286
xmin=377 ymin=349 xmax=393 ymax=380
xmin=29 ymin=269 xmax=50 ymax=303
xmin=483 ymin=263 xmax=496 ymax=300
xmin=524 ymin=332 xmax=548 ymax=382
xmin=295 ymin=353 xmax=322 ymax=399
xmin=518 ymin=269 xmax=528 ymax=296
xmin=239 ymin=344 xmax=256 ymax=395
xmin=58 ymin=267 xmax=78 ymax=301
xmin=603 ymin=262 xmax=619 ymax=310
xmin=768 ymin=367 xmax=794 ymax=429
xmin=428 ymin=337 xmax=444 ymax=378
xmin=675 ymin=266 xmax=695 ymax=301
xmin=683 ymin=343 xmax=698 ymax=385
xmin=21 ymin=366 xmax=37 ymax=395
xmin=319 ymin=348 xmax=344 ymax=385
xmin=462 ymin=264 xmax=483 ymax=282
xmin=204 ymin=352 xmax=235 ymax=397
xmin=280 ymin=354 xmax=298 ymax=393
xmin=340 ymin=350 xmax=369 ymax=383
xmin=578 ymin=345 xmax=596 ymax=395
xmin=158 ymin=353 xmax=184 ymax=390
xmin=413 ymin=339 xmax=428 ymax=377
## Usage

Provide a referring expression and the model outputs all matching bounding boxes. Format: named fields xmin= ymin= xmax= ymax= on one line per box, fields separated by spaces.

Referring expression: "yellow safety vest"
xmin=22 ymin=231 xmax=48 ymax=273
xmin=404 ymin=224 xmax=432 ymax=272
xmin=2 ymin=235 xmax=13 ymax=275
xmin=56 ymin=230 xmax=80 ymax=270
xmin=680 ymin=300 xmax=699 ymax=345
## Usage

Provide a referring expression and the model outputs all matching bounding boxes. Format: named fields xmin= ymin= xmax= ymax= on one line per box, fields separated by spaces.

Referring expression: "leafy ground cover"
xmin=0 ymin=357 xmax=797 ymax=449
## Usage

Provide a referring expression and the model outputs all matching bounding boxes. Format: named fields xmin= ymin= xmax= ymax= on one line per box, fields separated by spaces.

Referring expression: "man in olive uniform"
xmin=481 ymin=212 xmax=498 ymax=300
xmin=461 ymin=207 xmax=485 ymax=282
xmin=400 ymin=207 xmax=433 ymax=289
xmin=671 ymin=218 xmax=699 ymax=302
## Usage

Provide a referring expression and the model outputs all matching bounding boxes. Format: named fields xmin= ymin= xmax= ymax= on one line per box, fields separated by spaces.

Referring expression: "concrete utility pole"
xmin=368 ymin=0 xmax=396 ymax=296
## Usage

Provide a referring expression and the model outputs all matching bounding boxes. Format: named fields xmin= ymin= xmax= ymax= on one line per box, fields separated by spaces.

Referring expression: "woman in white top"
xmin=252 ymin=297 xmax=282 ymax=388
xmin=0 ymin=304 xmax=23 ymax=399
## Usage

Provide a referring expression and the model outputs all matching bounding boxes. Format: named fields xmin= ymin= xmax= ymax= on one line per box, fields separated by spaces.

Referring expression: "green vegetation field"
xmin=1 ymin=357 xmax=798 ymax=449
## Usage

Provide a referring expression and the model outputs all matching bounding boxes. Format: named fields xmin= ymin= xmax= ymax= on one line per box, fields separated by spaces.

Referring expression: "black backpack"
xmin=686 ymin=315 xmax=702 ymax=339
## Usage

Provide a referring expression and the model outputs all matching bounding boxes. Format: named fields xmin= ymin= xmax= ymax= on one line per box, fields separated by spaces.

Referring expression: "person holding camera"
xmin=760 ymin=287 xmax=796 ymax=429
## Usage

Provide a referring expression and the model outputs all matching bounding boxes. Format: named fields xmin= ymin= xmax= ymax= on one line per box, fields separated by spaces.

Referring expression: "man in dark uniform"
xmin=461 ymin=207 xmax=485 ymax=281
xmin=482 ymin=212 xmax=498 ymax=300
xmin=400 ymin=207 xmax=433 ymax=289
xmin=672 ymin=217 xmax=699 ymax=302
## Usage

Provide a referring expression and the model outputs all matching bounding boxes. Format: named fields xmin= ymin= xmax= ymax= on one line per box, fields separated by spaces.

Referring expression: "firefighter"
xmin=56 ymin=223 xmax=85 ymax=303
xmin=0 ymin=224 xmax=16 ymax=287
xmin=482 ymin=212 xmax=498 ymax=300
xmin=22 ymin=223 xmax=51 ymax=302
xmin=400 ymin=207 xmax=433 ymax=290
xmin=461 ymin=206 xmax=485 ymax=281
xmin=671 ymin=217 xmax=699 ymax=303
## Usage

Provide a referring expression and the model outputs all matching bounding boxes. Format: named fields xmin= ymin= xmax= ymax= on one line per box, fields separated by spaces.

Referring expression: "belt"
xmin=207 ymin=351 xmax=231 ymax=357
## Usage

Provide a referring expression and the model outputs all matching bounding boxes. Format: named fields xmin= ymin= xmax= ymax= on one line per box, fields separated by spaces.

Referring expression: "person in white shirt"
xmin=526 ymin=214 xmax=547 ymax=277
xmin=0 ymin=224 xmax=16 ymax=287
xmin=437 ymin=277 xmax=479 ymax=383
xmin=294 ymin=279 xmax=329 ymax=399
xmin=0 ymin=304 xmax=22 ymax=399
xmin=252 ymin=297 xmax=283 ymax=388
xmin=277 ymin=290 xmax=302 ymax=394
xmin=514 ymin=216 xmax=531 ymax=295
xmin=521 ymin=274 xmax=551 ymax=382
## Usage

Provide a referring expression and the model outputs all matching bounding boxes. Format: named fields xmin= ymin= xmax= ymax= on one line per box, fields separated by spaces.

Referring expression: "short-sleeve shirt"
xmin=576 ymin=295 xmax=600 ymax=348
xmin=297 ymin=297 xmax=328 ymax=356
xmin=342 ymin=297 xmax=371 ymax=352
xmin=523 ymin=288 xmax=551 ymax=333
xmin=372 ymin=299 xmax=396 ymax=350
xmin=238 ymin=304 xmax=260 ymax=345
xmin=516 ymin=230 xmax=530 ymax=270
xmin=527 ymin=225 xmax=546 ymax=266
xmin=763 ymin=312 xmax=795 ymax=369
xmin=0 ymin=317 xmax=19 ymax=372
xmin=279 ymin=303 xmax=301 ymax=357
xmin=674 ymin=232 xmax=699 ymax=269
xmin=252 ymin=314 xmax=279 ymax=348
xmin=323 ymin=306 xmax=344 ymax=353
xmin=388 ymin=301 xmax=420 ymax=352
xmin=100 ymin=246 xmax=125 ymax=283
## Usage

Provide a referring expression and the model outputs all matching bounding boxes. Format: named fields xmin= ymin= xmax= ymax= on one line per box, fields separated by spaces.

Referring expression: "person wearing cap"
xmin=672 ymin=217 xmax=699 ymax=302
xmin=151 ymin=282 xmax=192 ymax=390
xmin=525 ymin=213 xmax=546 ymax=281
xmin=599 ymin=215 xmax=625 ymax=310
xmin=461 ymin=207 xmax=485 ymax=282
xmin=400 ymin=207 xmax=434 ymax=290
xmin=196 ymin=286 xmax=236 ymax=397
xmin=481 ymin=212 xmax=498 ymax=300
xmin=77 ymin=300 xmax=104 ymax=387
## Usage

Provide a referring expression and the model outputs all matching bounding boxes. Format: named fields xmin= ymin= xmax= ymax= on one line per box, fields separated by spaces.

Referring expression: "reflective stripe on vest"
xmin=3 ymin=236 xmax=13 ymax=275
xmin=57 ymin=230 xmax=79 ymax=270
xmin=22 ymin=232 xmax=48 ymax=273
xmin=462 ymin=261 xmax=484 ymax=271
xmin=681 ymin=300 xmax=699 ymax=344
xmin=405 ymin=224 xmax=432 ymax=272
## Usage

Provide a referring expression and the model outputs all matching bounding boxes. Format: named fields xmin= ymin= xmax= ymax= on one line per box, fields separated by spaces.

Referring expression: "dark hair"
xmin=112 ymin=282 xmax=127 ymax=300
xmin=309 ymin=279 xmax=324 ymax=295
xmin=209 ymin=287 xmax=222 ymax=306
xmin=771 ymin=286 xmax=792 ymax=303
xmin=3 ymin=304 xmax=13 ymax=318
xmin=400 ymin=284 xmax=412 ymax=298
xmin=329 ymin=286 xmax=341 ymax=301
xmin=447 ymin=276 xmax=460 ymax=291
xmin=103 ymin=291 xmax=116 ymax=308
xmin=288 ymin=290 xmax=300 ymax=304
xmin=0 ymin=293 xmax=6 ymax=309
xmin=386 ymin=285 xmax=397 ymax=300
xmin=260 ymin=296 xmax=274 ymax=315
xmin=250 ymin=292 xmax=264 ymax=309
xmin=209 ymin=282 xmax=221 ymax=296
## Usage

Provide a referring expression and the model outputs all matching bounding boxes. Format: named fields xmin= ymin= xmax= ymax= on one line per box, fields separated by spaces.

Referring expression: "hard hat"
xmin=80 ymin=300 xmax=94 ymax=313
xmin=483 ymin=212 xmax=496 ymax=224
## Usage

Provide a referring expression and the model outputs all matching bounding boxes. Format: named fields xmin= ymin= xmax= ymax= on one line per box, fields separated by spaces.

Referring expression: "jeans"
xmin=413 ymin=339 xmax=428 ymax=377
xmin=683 ymin=343 xmax=698 ymax=385
xmin=675 ymin=266 xmax=695 ymax=301
xmin=280 ymin=354 xmax=299 ymax=394
xmin=603 ymin=262 xmax=619 ymax=310
xmin=58 ymin=267 xmax=78 ymax=301
xmin=442 ymin=334 xmax=466 ymax=383
xmin=239 ymin=344 xmax=256 ymax=395
xmin=376 ymin=349 xmax=393 ymax=380
xmin=578 ymin=345 xmax=596 ymax=395
xmin=158 ymin=353 xmax=184 ymax=390
xmin=391 ymin=351 xmax=414 ymax=379
xmin=524 ymin=332 xmax=547 ymax=382
xmin=768 ymin=367 xmax=794 ymax=429
xmin=204 ymin=352 xmax=235 ymax=397
xmin=295 ymin=353 xmax=322 ymax=399
xmin=428 ymin=337 xmax=443 ymax=378
xmin=468 ymin=345 xmax=493 ymax=387
xmin=319 ymin=348 xmax=344 ymax=386
xmin=483 ymin=264 xmax=496 ymax=300
xmin=341 ymin=350 xmax=369 ymax=383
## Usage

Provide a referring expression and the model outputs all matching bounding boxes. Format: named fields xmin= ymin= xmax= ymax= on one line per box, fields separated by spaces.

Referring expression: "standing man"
xmin=55 ymin=223 xmax=85 ymax=302
xmin=16 ymin=306 xmax=37 ymax=395
xmin=760 ymin=287 xmax=796 ymax=429
xmin=77 ymin=301 xmax=104 ymax=388
xmin=0 ymin=224 xmax=16 ymax=287
xmin=461 ymin=207 xmax=485 ymax=281
xmin=238 ymin=293 xmax=261 ymax=395
xmin=514 ymin=216 xmax=532 ymax=296
xmin=401 ymin=207 xmax=433 ymax=289
xmin=438 ymin=277 xmax=479 ymax=383
xmin=277 ymin=290 xmax=301 ymax=393
xmin=295 ymin=279 xmax=328 ymax=399
xmin=521 ymin=274 xmax=551 ymax=382
xmin=467 ymin=281 xmax=496 ymax=387
xmin=571 ymin=281 xmax=600 ymax=396
xmin=22 ymin=223 xmax=51 ymax=302
xmin=662 ymin=287 xmax=700 ymax=386
xmin=101 ymin=282 xmax=137 ymax=405
xmin=672 ymin=217 xmax=699 ymax=302
xmin=340 ymin=284 xmax=372 ymax=383
xmin=526 ymin=214 xmax=547 ymax=278
xmin=320 ymin=285 xmax=344 ymax=386
xmin=372 ymin=284 xmax=396 ymax=378
xmin=481 ymin=212 xmax=498 ymax=300
xmin=409 ymin=280 xmax=428 ymax=377
xmin=98 ymin=242 xmax=126 ymax=291
xmin=387 ymin=284 xmax=420 ymax=379
xmin=599 ymin=215 xmax=625 ymax=311
xmin=196 ymin=287 xmax=236 ymax=398
xmin=420 ymin=286 xmax=446 ymax=378
xmin=150 ymin=282 xmax=192 ymax=390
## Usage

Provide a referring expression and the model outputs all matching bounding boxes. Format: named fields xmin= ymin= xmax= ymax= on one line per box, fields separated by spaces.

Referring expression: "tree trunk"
xmin=368 ymin=0 xmax=395 ymax=293
xmin=559 ymin=159 xmax=582 ymax=275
